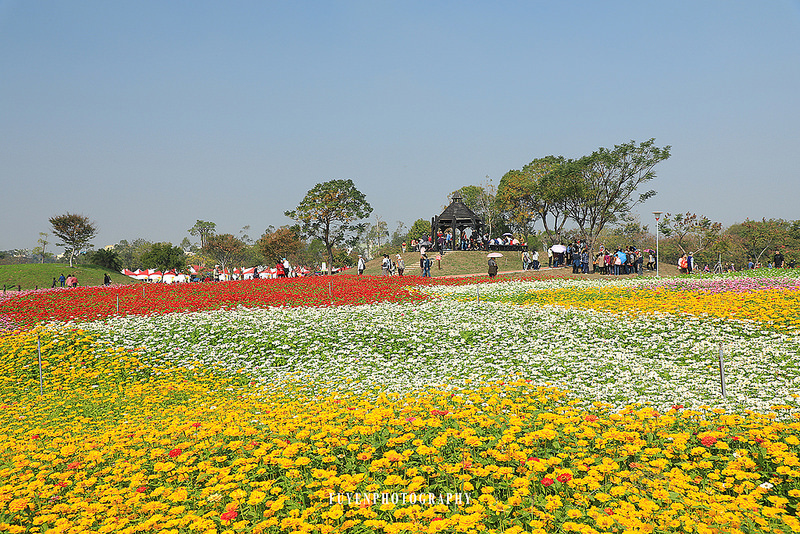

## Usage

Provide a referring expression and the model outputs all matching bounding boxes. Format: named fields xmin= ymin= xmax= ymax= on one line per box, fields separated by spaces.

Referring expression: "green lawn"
xmin=0 ymin=263 xmax=139 ymax=291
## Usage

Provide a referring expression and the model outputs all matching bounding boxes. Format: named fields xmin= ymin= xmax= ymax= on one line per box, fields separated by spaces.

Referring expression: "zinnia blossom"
xmin=220 ymin=510 xmax=238 ymax=522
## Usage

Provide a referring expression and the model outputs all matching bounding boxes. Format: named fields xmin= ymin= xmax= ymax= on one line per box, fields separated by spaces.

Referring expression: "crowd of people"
xmin=409 ymin=230 xmax=524 ymax=253
xmin=52 ymin=273 xmax=79 ymax=288
xmin=543 ymin=242 xmax=654 ymax=276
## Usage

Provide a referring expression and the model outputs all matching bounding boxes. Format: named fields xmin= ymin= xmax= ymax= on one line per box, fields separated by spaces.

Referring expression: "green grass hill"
xmin=0 ymin=264 xmax=139 ymax=292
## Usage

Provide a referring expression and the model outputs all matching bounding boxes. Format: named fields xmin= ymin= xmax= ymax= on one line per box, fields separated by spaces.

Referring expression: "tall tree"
xmin=406 ymin=218 xmax=431 ymax=243
xmin=188 ymin=220 xmax=217 ymax=249
xmin=140 ymin=243 xmax=186 ymax=273
xmin=365 ymin=215 xmax=389 ymax=257
xmin=452 ymin=179 xmax=501 ymax=237
xmin=113 ymin=238 xmax=153 ymax=270
xmin=258 ymin=226 xmax=304 ymax=265
xmin=659 ymin=212 xmax=723 ymax=256
xmin=390 ymin=221 xmax=407 ymax=247
xmin=565 ymin=139 xmax=670 ymax=251
xmin=90 ymin=248 xmax=123 ymax=272
xmin=49 ymin=213 xmax=97 ymax=267
xmin=285 ymin=179 xmax=372 ymax=275
xmin=497 ymin=156 xmax=569 ymax=245
xmin=726 ymin=218 xmax=793 ymax=263
xmin=33 ymin=232 xmax=49 ymax=264
xmin=203 ymin=234 xmax=246 ymax=277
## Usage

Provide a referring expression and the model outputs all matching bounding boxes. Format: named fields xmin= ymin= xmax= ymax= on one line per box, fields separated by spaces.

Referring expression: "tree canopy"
xmin=566 ymin=139 xmax=670 ymax=250
xmin=258 ymin=226 xmax=304 ymax=265
xmin=188 ymin=220 xmax=216 ymax=249
xmin=285 ymin=179 xmax=372 ymax=275
xmin=203 ymin=234 xmax=246 ymax=275
xmin=49 ymin=213 xmax=98 ymax=267
xmin=140 ymin=243 xmax=186 ymax=273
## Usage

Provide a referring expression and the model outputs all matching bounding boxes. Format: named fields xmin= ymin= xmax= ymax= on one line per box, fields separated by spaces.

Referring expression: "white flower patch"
xmin=75 ymin=294 xmax=800 ymax=414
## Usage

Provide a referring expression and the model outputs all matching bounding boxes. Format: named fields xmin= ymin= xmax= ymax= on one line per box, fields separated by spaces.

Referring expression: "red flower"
xmin=671 ymin=404 xmax=684 ymax=410
xmin=191 ymin=422 xmax=201 ymax=428
xmin=527 ymin=457 xmax=540 ymax=462
xmin=135 ymin=486 xmax=147 ymax=493
xmin=541 ymin=477 xmax=554 ymax=486
xmin=168 ymin=448 xmax=182 ymax=458
xmin=67 ymin=461 xmax=81 ymax=470
xmin=556 ymin=473 xmax=572 ymax=483
xmin=584 ymin=414 xmax=599 ymax=422
xmin=31 ymin=434 xmax=40 ymax=439
xmin=700 ymin=436 xmax=717 ymax=447
xmin=431 ymin=409 xmax=450 ymax=417
xmin=220 ymin=510 xmax=238 ymax=522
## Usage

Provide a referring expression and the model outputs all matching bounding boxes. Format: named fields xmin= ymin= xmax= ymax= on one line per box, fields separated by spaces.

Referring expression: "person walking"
xmin=532 ymin=250 xmax=540 ymax=270
xmin=420 ymin=254 xmax=432 ymax=277
xmin=357 ymin=255 xmax=366 ymax=275
xmin=58 ymin=273 xmax=66 ymax=287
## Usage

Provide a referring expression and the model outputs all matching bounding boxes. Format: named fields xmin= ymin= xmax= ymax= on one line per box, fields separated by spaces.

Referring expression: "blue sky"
xmin=2 ymin=1 xmax=799 ymax=251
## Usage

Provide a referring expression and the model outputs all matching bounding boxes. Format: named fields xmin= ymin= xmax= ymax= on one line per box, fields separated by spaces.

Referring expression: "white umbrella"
xmin=487 ymin=252 xmax=504 ymax=258
xmin=551 ymin=244 xmax=567 ymax=253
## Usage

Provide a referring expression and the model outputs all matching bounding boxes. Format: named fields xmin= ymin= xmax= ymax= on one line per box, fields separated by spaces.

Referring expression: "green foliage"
xmin=406 ymin=218 xmax=431 ymax=242
xmin=49 ymin=212 xmax=98 ymax=267
xmin=285 ymin=179 xmax=372 ymax=275
xmin=0 ymin=263 xmax=136 ymax=290
xmin=203 ymin=234 xmax=246 ymax=273
xmin=258 ymin=226 xmax=304 ymax=265
xmin=566 ymin=139 xmax=670 ymax=250
xmin=89 ymin=249 xmax=123 ymax=272
xmin=188 ymin=220 xmax=216 ymax=248
xmin=140 ymin=243 xmax=186 ymax=273
xmin=658 ymin=212 xmax=722 ymax=260
xmin=497 ymin=156 xmax=570 ymax=244
xmin=113 ymin=239 xmax=153 ymax=270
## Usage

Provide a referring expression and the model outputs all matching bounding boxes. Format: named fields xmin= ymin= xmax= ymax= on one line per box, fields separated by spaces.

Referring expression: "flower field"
xmin=2 ymin=272 xmax=800 ymax=533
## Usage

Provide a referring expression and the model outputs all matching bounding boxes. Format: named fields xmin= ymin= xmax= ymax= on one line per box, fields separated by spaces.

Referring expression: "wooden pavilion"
xmin=430 ymin=192 xmax=484 ymax=251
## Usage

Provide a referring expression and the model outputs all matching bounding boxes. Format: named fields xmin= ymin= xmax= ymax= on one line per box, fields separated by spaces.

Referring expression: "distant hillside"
xmin=0 ymin=264 xmax=139 ymax=291
xmin=357 ymin=250 xmax=680 ymax=279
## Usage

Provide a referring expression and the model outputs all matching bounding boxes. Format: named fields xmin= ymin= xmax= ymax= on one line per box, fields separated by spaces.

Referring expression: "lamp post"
xmin=653 ymin=211 xmax=663 ymax=277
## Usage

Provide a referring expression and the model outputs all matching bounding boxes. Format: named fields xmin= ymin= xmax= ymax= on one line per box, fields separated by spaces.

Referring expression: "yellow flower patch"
xmin=1 ymin=327 xmax=799 ymax=533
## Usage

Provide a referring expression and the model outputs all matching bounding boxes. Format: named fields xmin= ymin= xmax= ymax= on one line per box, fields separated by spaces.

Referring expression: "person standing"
xmin=687 ymin=252 xmax=694 ymax=274
xmin=547 ymin=247 xmax=553 ymax=268
xmin=381 ymin=254 xmax=391 ymax=276
xmin=58 ymin=273 xmax=66 ymax=287
xmin=103 ymin=273 xmax=111 ymax=286
xmin=774 ymin=249 xmax=785 ymax=269
xmin=396 ymin=254 xmax=405 ymax=276
xmin=283 ymin=258 xmax=292 ymax=277
xmin=635 ymin=250 xmax=644 ymax=275
xmin=357 ymin=255 xmax=366 ymax=275
xmin=51 ymin=277 xmax=57 ymax=288
xmin=488 ymin=257 xmax=498 ymax=278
